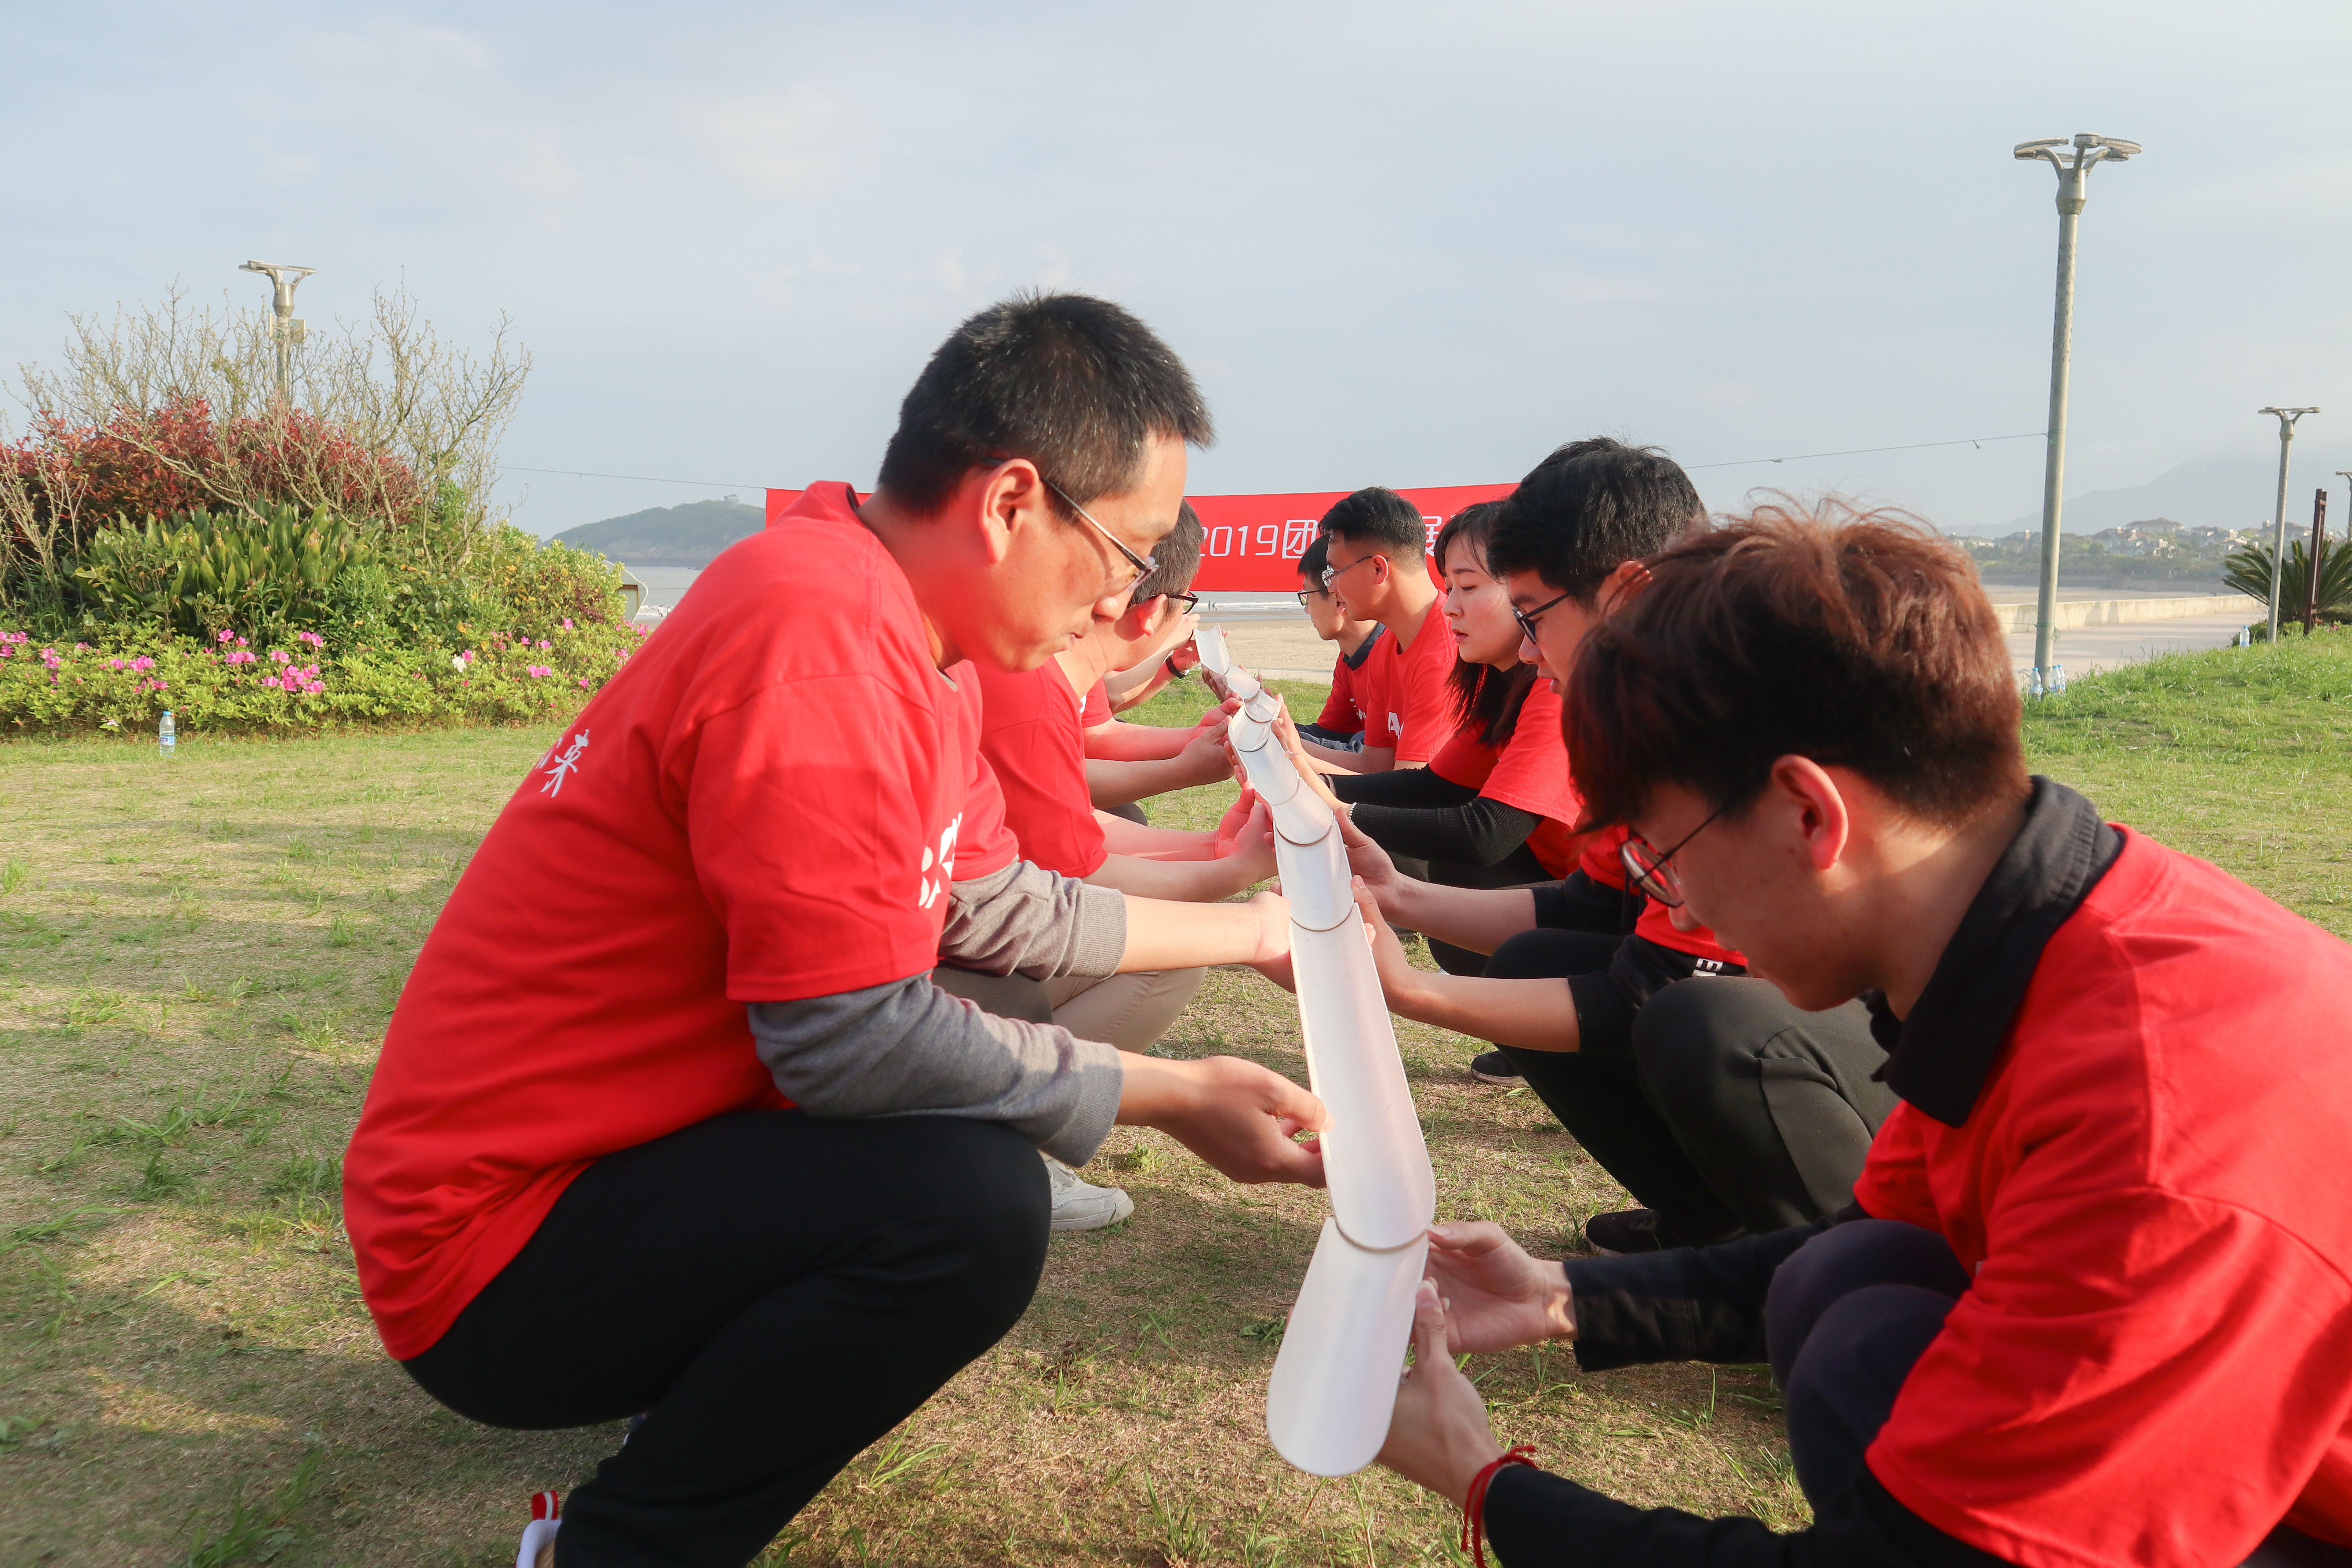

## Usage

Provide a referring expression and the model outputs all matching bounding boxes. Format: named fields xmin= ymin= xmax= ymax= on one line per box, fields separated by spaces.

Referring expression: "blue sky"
xmin=6 ymin=1 xmax=2350 ymax=536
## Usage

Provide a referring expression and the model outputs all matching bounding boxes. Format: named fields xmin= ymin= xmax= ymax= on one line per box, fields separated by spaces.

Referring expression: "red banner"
xmin=766 ymin=481 xmax=1513 ymax=592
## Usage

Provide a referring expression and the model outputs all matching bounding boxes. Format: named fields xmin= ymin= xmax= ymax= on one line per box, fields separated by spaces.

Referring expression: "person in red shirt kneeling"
xmin=343 ymin=294 xmax=1328 ymax=1568
xmin=1296 ymin=486 xmax=1452 ymax=773
xmin=1377 ymin=501 xmax=2352 ymax=1568
xmin=1294 ymin=532 xmax=1385 ymax=753
xmin=1322 ymin=440 xmax=1893 ymax=1258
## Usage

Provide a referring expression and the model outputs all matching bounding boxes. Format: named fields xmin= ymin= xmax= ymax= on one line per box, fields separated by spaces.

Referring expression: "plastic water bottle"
xmin=158 ymin=710 xmax=175 ymax=756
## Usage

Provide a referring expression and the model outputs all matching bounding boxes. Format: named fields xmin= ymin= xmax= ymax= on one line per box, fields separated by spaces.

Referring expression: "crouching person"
xmin=1376 ymin=501 xmax=2352 ymax=1566
xmin=343 ymin=293 xmax=1326 ymax=1568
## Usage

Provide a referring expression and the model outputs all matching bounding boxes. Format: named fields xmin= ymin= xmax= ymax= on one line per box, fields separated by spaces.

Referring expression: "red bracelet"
xmin=1461 ymin=1445 xmax=1539 ymax=1568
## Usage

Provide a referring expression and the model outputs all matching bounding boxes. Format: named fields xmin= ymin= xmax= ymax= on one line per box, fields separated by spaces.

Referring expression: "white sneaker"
xmin=1045 ymin=1154 xmax=1133 ymax=1232
xmin=516 ymin=1490 xmax=560 ymax=1568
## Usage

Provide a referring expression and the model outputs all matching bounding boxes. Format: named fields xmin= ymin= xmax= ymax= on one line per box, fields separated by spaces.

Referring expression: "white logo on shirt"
xmin=538 ymin=730 xmax=590 ymax=797
xmin=1388 ymin=711 xmax=1402 ymax=735
xmin=916 ymin=814 xmax=962 ymax=909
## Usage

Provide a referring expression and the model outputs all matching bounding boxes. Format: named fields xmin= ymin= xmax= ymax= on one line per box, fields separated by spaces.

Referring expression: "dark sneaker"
xmin=1469 ymin=1050 xmax=1524 ymax=1087
xmin=1584 ymin=1208 xmax=1668 ymax=1256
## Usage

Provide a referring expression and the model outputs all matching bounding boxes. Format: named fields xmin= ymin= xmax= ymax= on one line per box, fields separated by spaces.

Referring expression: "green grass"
xmin=0 ymin=644 xmax=2345 ymax=1564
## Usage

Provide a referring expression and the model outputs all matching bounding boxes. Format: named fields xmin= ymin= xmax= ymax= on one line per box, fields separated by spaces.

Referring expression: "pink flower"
xmin=236 ymin=636 xmax=249 ymax=647
xmin=578 ymin=677 xmax=590 ymax=688
xmin=216 ymin=630 xmax=233 ymax=642
xmin=0 ymin=647 xmax=13 ymax=658
xmin=271 ymin=649 xmax=292 ymax=664
xmin=561 ymin=618 xmax=573 ymax=630
xmin=303 ymin=681 xmax=325 ymax=694
xmin=526 ymin=664 xmax=551 ymax=678
xmin=261 ymin=676 xmax=281 ymax=690
xmin=539 ymin=639 xmax=552 ymax=650
xmin=298 ymin=631 xmax=324 ymax=648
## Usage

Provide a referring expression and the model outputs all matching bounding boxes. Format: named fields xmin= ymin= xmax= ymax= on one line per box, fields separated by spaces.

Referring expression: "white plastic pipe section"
xmin=1195 ymin=625 xmax=1436 ymax=1477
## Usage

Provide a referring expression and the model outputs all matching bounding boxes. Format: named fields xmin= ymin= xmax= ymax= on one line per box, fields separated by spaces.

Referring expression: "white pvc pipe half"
xmin=1194 ymin=619 xmax=1436 ymax=1477
xmin=1265 ymin=1219 xmax=1429 ymax=1477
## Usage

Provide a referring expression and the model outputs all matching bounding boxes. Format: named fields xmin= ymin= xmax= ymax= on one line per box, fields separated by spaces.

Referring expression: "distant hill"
xmin=1946 ymin=455 xmax=2295 ymax=539
xmin=549 ymin=497 xmax=764 ymax=568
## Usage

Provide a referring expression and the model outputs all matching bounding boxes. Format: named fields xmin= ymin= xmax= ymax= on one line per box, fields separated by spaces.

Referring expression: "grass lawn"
xmin=2 ymin=640 xmax=2349 ymax=1565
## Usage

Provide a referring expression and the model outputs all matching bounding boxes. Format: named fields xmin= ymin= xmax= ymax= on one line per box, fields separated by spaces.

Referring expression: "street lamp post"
xmin=2258 ymin=407 xmax=2319 ymax=644
xmin=2014 ymin=133 xmax=2140 ymax=695
xmin=238 ymin=260 xmax=316 ymax=402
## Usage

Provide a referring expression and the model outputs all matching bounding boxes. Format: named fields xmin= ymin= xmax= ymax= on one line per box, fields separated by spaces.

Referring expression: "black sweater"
xmin=1329 ymin=766 xmax=1539 ymax=867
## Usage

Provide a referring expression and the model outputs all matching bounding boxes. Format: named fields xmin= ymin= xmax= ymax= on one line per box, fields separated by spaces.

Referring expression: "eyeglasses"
xmin=1511 ymin=588 xmax=1575 ymax=644
xmin=1293 ymin=588 xmax=1325 ymax=608
xmin=1042 ymin=477 xmax=1158 ymax=589
xmin=1618 ymin=799 xmax=1736 ymax=907
xmin=1162 ymin=590 xmax=1201 ymax=615
xmin=1320 ymin=553 xmax=1380 ymax=591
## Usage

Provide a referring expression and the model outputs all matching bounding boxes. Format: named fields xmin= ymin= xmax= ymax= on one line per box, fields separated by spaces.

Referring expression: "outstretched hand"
xmin=1422 ymin=1221 xmax=1576 ymax=1354
xmin=1118 ymin=1053 xmax=1326 ymax=1186
xmin=1376 ymin=1280 xmax=1506 ymax=1508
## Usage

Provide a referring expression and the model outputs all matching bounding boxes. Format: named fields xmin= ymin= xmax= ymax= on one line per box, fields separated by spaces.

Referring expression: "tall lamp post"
xmin=2013 ymin=133 xmax=2140 ymax=695
xmin=238 ymin=260 xmax=315 ymax=401
xmin=2258 ymin=407 xmax=2319 ymax=644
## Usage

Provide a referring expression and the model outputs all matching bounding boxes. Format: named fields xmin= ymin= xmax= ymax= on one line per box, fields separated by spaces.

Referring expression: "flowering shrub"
xmin=0 ymin=619 xmax=649 ymax=734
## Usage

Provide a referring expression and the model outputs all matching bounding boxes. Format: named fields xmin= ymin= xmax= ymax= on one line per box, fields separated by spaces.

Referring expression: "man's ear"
xmin=1115 ymin=593 xmax=1167 ymax=642
xmin=1595 ymin=558 xmax=1652 ymax=615
xmin=1768 ymin=755 xmax=1852 ymax=874
xmin=973 ymin=460 xmax=1051 ymax=568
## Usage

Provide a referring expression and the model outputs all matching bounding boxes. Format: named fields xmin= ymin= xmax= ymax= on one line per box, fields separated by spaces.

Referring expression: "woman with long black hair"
xmin=1331 ymin=502 xmax=1581 ymax=974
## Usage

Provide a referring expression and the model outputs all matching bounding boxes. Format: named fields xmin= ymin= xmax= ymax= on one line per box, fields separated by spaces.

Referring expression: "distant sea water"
xmin=624 ymin=567 xmax=702 ymax=618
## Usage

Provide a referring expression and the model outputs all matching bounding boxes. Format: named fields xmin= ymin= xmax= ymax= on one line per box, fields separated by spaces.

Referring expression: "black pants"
xmin=1488 ymin=933 xmax=1892 ymax=1245
xmin=1103 ymin=800 xmax=1149 ymax=826
xmin=403 ymin=1111 xmax=1049 ymax=1567
xmin=1765 ymin=1220 xmax=2352 ymax=1568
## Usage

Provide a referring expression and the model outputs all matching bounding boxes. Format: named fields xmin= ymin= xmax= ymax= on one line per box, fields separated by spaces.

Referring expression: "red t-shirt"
xmin=1359 ymin=599 xmax=1455 ymax=763
xmin=1314 ymin=630 xmax=1383 ymax=736
xmin=1080 ymin=677 xmax=1112 ymax=729
xmin=1851 ymin=829 xmax=2352 ymax=1562
xmin=343 ymin=484 xmax=1016 ymax=1361
xmin=975 ymin=662 xmax=1106 ymax=878
xmin=1428 ymin=681 xmax=1583 ymax=877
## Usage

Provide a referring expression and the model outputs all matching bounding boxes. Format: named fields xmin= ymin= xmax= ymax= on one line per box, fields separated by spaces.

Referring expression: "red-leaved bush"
xmin=4 ymin=395 xmax=430 ymax=556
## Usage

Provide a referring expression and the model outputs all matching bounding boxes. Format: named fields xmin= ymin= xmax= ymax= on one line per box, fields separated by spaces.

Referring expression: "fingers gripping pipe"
xmin=1196 ymin=624 xmax=1438 ymax=1476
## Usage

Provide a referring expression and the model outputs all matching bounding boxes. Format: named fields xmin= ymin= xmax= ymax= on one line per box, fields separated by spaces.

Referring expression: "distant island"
xmin=548 ymin=496 xmax=765 ymax=569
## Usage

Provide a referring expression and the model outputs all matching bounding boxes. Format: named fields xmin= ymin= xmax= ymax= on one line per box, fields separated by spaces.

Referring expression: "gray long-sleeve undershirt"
xmin=744 ymin=860 xmax=1130 ymax=1165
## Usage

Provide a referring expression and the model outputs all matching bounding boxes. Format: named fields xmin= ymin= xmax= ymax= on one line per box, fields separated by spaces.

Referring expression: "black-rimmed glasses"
xmin=1512 ymin=588 xmax=1575 ymax=644
xmin=1619 ymin=799 xmax=1737 ymax=908
xmin=1042 ymin=477 xmax=1158 ymax=586
xmin=1163 ymin=590 xmax=1201 ymax=615
xmin=1320 ymin=553 xmax=1379 ymax=591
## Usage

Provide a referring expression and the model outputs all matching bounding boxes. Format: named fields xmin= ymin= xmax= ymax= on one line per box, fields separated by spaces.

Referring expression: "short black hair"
xmin=877 ymin=291 xmax=1214 ymax=517
xmin=1486 ymin=438 xmax=1702 ymax=599
xmin=1298 ymin=532 xmax=1333 ymax=590
xmin=1319 ymin=486 xmax=1426 ymax=559
xmin=1131 ymin=501 xmax=1203 ymax=606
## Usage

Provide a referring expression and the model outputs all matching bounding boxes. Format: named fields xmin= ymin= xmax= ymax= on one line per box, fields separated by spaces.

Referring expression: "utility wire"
xmin=507 ymin=428 xmax=2054 ymax=493
xmin=1686 ymin=431 xmax=2049 ymax=470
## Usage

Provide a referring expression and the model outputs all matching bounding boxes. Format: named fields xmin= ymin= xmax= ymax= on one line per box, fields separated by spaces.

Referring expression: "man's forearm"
xmin=1087 ymin=755 xmax=1214 ymax=807
xmin=1385 ymin=881 xmax=1540 ymax=958
xmin=1083 ymin=722 xmax=1197 ymax=762
xmin=1097 ymin=813 xmax=1219 ymax=861
xmin=1307 ymin=740 xmax=1392 ymax=773
xmin=1120 ymin=895 xmax=1279 ymax=971
xmin=1388 ymin=969 xmax=1579 ymax=1053
xmin=1086 ymin=854 xmax=1260 ymax=903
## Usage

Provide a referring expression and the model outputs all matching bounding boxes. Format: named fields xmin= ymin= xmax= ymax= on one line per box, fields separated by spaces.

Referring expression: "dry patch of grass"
xmin=4 ymin=646 xmax=2345 ymax=1564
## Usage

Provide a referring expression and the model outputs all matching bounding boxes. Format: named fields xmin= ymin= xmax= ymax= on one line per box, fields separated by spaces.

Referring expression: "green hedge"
xmin=0 ymin=617 xmax=645 ymax=735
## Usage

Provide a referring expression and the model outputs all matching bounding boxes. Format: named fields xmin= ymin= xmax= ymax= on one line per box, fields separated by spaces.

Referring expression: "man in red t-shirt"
xmin=344 ymin=295 xmax=1328 ymax=1568
xmin=1376 ymin=506 xmax=2352 ymax=1568
xmin=1319 ymin=440 xmax=1890 ymax=1258
xmin=1300 ymin=486 xmax=1452 ymax=771
xmin=1294 ymin=533 xmax=1384 ymax=752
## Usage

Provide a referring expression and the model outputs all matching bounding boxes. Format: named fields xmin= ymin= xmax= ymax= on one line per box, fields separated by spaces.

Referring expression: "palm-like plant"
xmin=2223 ymin=538 xmax=2352 ymax=621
